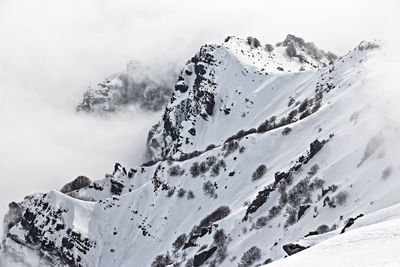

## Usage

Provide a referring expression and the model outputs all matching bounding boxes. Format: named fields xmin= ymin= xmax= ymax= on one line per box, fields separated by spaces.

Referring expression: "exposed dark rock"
xmin=340 ymin=214 xmax=364 ymax=234
xmin=304 ymin=231 xmax=319 ymax=237
xmin=175 ymin=83 xmax=188 ymax=93
xmin=193 ymin=246 xmax=217 ymax=267
xmin=110 ymin=180 xmax=124 ymax=195
xmin=113 ymin=163 xmax=122 ymax=175
xmin=204 ymin=91 xmax=215 ymax=116
xmin=297 ymin=204 xmax=310 ymax=221
xmin=274 ymin=171 xmax=291 ymax=185
xmin=243 ymin=186 xmax=274 ymax=221
xmin=7 ymin=194 xmax=96 ymax=267
xmin=282 ymin=243 xmax=309 ymax=256
xmin=264 ymin=258 xmax=273 ymax=264
xmin=3 ymin=201 xmax=24 ymax=233
xmin=76 ymin=61 xmax=176 ymax=114
xmin=244 ymin=138 xmax=329 ymax=221
xmin=308 ymin=139 xmax=326 ymax=161
xmin=60 ymin=176 xmax=91 ymax=194
xmin=189 ymin=128 xmax=196 ymax=136
xmin=146 ymin=44 xmax=218 ymax=160
xmin=183 ymin=237 xmax=198 ymax=250
xmin=93 ymin=183 xmax=103 ymax=191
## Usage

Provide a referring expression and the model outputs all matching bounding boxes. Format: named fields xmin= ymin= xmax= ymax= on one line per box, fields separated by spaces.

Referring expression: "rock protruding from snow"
xmin=60 ymin=176 xmax=91 ymax=194
xmin=77 ymin=61 xmax=177 ymax=113
xmin=277 ymin=34 xmax=337 ymax=67
xmin=282 ymin=243 xmax=309 ymax=256
xmin=146 ymin=35 xmax=338 ymax=161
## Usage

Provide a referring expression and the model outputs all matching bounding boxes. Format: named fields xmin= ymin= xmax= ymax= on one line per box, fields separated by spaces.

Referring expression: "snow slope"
xmin=3 ymin=35 xmax=399 ymax=267
xmin=267 ymin=204 xmax=400 ymax=267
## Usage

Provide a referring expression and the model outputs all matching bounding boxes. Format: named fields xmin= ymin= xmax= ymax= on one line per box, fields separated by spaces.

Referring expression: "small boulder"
xmin=283 ymin=243 xmax=308 ymax=256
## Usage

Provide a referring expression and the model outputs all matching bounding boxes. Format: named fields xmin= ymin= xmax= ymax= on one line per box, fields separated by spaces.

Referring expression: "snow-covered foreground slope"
xmin=2 ymin=35 xmax=399 ymax=267
xmin=267 ymin=204 xmax=400 ymax=267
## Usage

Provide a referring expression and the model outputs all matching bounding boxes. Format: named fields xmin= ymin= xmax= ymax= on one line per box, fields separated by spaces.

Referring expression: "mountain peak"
xmin=146 ymin=35 xmax=345 ymax=161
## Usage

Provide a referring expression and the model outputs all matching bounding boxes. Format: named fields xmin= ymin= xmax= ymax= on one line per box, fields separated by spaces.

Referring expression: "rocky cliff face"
xmin=76 ymin=61 xmax=177 ymax=114
xmin=4 ymin=35 xmax=396 ymax=267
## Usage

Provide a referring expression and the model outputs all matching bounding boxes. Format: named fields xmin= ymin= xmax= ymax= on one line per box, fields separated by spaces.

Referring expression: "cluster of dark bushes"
xmin=265 ymin=44 xmax=274 ymax=52
xmin=280 ymin=34 xmax=338 ymax=63
xmin=191 ymin=206 xmax=231 ymax=235
xmin=191 ymin=157 xmax=226 ymax=178
xmin=243 ymin=138 xmax=329 ymax=224
xmin=220 ymin=99 xmax=322 ymax=149
xmin=246 ymin=37 xmax=261 ymax=48
xmin=222 ymin=140 xmax=240 ymax=157
xmin=172 ymin=233 xmax=187 ymax=251
xmin=190 ymin=160 xmax=212 ymax=177
xmin=206 ymin=156 xmax=217 ymax=166
xmin=282 ymin=165 xmax=326 ymax=227
xmin=168 ymin=165 xmax=185 ymax=176
xmin=282 ymin=127 xmax=292 ymax=135
xmin=257 ymin=115 xmax=276 ymax=132
xmin=382 ymin=166 xmax=392 ymax=179
xmin=251 ymin=164 xmax=267 ymax=181
xmin=143 ymin=95 xmax=323 ymax=172
xmin=177 ymin=188 xmax=186 ymax=198
xmin=211 ymin=159 xmax=226 ymax=177
xmin=166 ymin=187 xmax=175 ymax=197
xmin=335 ymin=191 xmax=349 ymax=206
xmin=209 ymin=229 xmax=229 ymax=265
xmin=317 ymin=224 xmax=330 ymax=234
xmin=307 ymin=164 xmax=319 ymax=177
xmin=142 ymin=143 xmax=218 ymax=168
xmin=225 ymin=129 xmax=256 ymax=144
xmin=151 ymin=252 xmax=173 ymax=267
xmin=203 ymin=180 xmax=217 ymax=198
xmin=254 ymin=216 xmax=268 ymax=229
xmin=187 ymin=190 xmax=195 ymax=200
xmin=190 ymin=162 xmax=201 ymax=177
xmin=238 ymin=246 xmax=262 ymax=267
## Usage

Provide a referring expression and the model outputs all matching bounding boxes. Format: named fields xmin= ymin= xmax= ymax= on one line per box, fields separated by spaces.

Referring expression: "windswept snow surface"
xmin=3 ymin=36 xmax=400 ymax=267
xmin=268 ymin=210 xmax=400 ymax=267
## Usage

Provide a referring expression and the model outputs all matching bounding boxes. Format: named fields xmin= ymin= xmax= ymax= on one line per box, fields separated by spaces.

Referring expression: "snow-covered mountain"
xmin=146 ymin=34 xmax=337 ymax=160
xmin=3 ymin=34 xmax=398 ymax=267
xmin=76 ymin=61 xmax=177 ymax=113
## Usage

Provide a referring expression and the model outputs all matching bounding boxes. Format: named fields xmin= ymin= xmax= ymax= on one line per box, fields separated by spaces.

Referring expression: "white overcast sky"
xmin=1 ymin=0 xmax=399 ymax=92
xmin=0 ymin=0 xmax=399 ymax=234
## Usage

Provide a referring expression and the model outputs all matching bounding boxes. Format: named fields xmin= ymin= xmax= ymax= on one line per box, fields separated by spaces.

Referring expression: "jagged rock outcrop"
xmin=282 ymin=243 xmax=309 ymax=256
xmin=60 ymin=176 xmax=91 ymax=194
xmin=77 ymin=61 xmax=177 ymax=113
